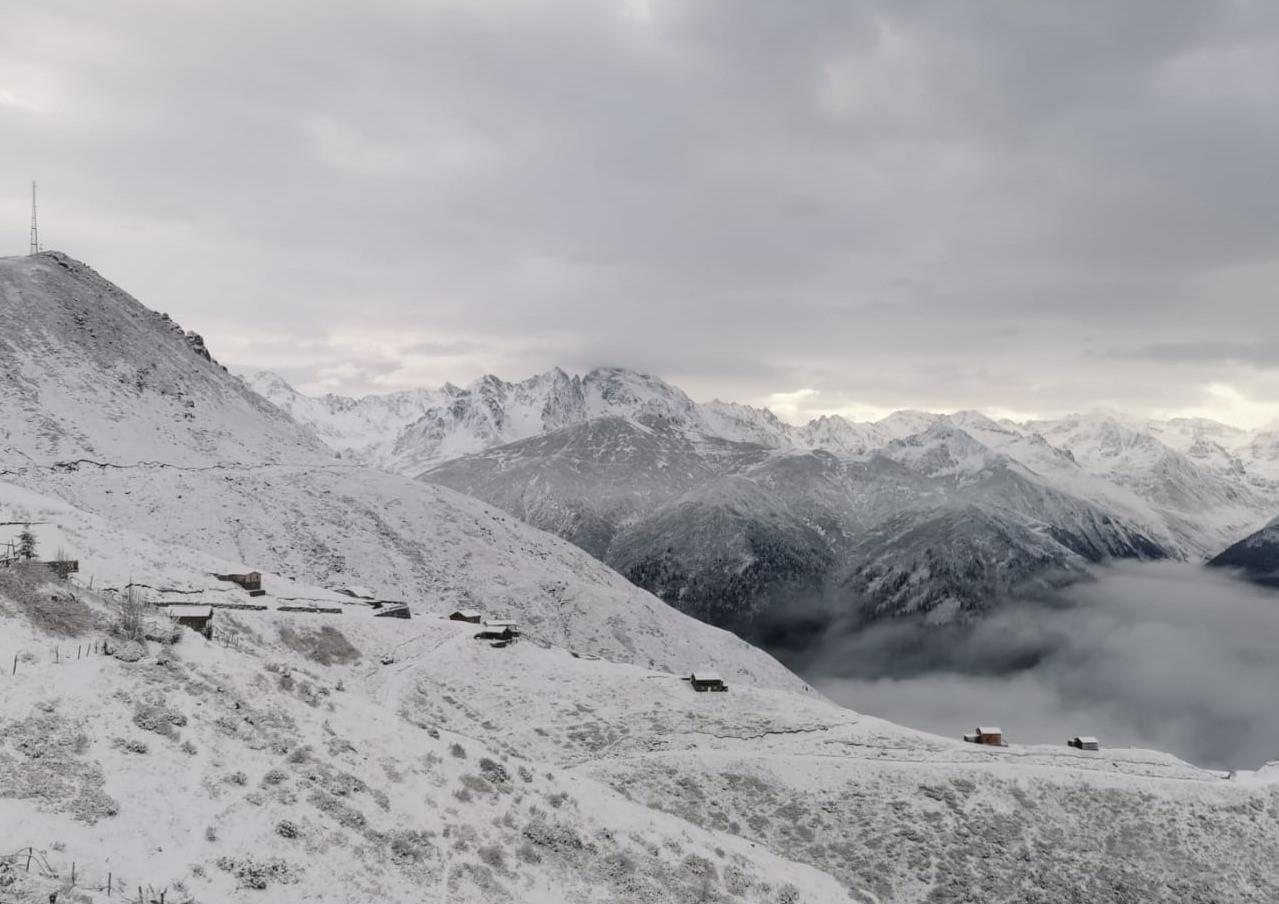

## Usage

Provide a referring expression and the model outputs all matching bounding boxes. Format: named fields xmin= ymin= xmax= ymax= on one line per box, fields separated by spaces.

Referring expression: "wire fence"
xmin=0 ymin=844 xmax=181 ymax=902
xmin=2 ymin=639 xmax=108 ymax=679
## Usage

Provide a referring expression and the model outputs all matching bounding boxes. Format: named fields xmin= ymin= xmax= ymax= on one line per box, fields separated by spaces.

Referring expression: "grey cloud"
xmin=1131 ymin=341 xmax=1279 ymax=368
xmin=401 ymin=340 xmax=490 ymax=358
xmin=804 ymin=562 xmax=1279 ymax=771
xmin=4 ymin=1 xmax=1279 ymax=417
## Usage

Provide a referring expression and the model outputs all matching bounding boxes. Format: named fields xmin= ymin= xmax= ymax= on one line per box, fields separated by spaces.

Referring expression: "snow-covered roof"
xmin=977 ymin=726 xmax=1003 ymax=735
xmin=485 ymin=619 xmax=519 ymax=628
xmin=691 ymin=671 xmax=724 ymax=683
xmin=450 ymin=608 xmax=482 ymax=618
xmin=166 ymin=605 xmax=212 ymax=618
xmin=1074 ymin=736 xmax=1099 ymax=745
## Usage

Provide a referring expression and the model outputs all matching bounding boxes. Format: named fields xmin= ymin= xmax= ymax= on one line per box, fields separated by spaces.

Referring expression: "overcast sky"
xmin=4 ymin=1 xmax=1279 ymax=425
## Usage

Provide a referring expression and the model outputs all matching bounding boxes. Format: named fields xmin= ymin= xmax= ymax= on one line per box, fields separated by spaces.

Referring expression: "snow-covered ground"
xmin=4 ymin=585 xmax=1276 ymax=903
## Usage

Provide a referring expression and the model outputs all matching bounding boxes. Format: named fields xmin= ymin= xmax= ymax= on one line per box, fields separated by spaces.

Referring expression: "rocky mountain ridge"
xmin=252 ymin=365 xmax=1279 ymax=638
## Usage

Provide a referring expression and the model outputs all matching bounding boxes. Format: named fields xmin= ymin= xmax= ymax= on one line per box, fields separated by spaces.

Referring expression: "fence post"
xmin=11 ymin=654 xmax=16 ymax=676
xmin=72 ymin=861 xmax=76 ymax=885
xmin=108 ymin=871 xmax=112 ymax=896
xmin=25 ymin=846 xmax=32 ymax=871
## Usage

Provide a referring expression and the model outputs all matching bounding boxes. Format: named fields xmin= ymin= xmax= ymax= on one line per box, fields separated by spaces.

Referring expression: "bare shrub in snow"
xmin=111 ymin=640 xmax=146 ymax=663
xmin=308 ymin=790 xmax=367 ymax=829
xmin=0 ymin=713 xmax=119 ymax=823
xmin=276 ymin=819 xmax=300 ymax=839
xmin=132 ymin=697 xmax=187 ymax=738
xmin=277 ymin=625 xmax=361 ymax=666
xmin=0 ymin=563 xmax=95 ymax=637
xmin=388 ymin=830 xmax=436 ymax=866
xmin=477 ymin=845 xmax=507 ymax=871
xmin=449 ymin=742 xmax=467 ymax=759
xmin=479 ymin=757 xmax=510 ymax=787
xmin=111 ymin=586 xmax=150 ymax=642
xmin=216 ymin=855 xmax=296 ymax=890
xmin=112 ymin=737 xmax=148 ymax=755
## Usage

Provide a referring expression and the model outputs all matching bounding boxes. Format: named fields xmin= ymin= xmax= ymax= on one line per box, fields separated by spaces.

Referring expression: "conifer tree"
xmin=17 ymin=525 xmax=37 ymax=562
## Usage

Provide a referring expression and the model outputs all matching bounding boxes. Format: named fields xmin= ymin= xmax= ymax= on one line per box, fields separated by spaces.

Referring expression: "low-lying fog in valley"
xmin=801 ymin=562 xmax=1279 ymax=771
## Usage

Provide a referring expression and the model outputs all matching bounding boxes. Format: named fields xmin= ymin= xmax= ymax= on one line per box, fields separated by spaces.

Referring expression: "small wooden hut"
xmin=449 ymin=609 xmax=483 ymax=624
xmin=690 ymin=670 xmax=727 ymax=693
xmin=374 ymin=605 xmax=412 ymax=619
xmin=963 ymin=726 xmax=1005 ymax=746
xmin=476 ymin=619 xmax=519 ymax=641
xmin=1068 ymin=736 xmax=1100 ymax=751
xmin=214 ymin=571 xmax=262 ymax=592
xmin=164 ymin=605 xmax=214 ymax=640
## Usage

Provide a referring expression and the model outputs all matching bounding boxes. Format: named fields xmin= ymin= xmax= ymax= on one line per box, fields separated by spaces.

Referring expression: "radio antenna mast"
xmin=29 ymin=181 xmax=40 ymax=255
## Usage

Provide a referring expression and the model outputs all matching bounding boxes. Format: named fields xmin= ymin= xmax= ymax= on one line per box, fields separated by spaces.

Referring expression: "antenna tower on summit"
xmin=29 ymin=181 xmax=40 ymax=255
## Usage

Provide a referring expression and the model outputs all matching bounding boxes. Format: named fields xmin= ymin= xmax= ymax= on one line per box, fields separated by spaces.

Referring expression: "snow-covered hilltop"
xmin=0 ymin=253 xmax=326 ymax=467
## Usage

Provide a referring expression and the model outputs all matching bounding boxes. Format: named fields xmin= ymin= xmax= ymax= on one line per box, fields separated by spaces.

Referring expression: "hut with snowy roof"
xmin=1068 ymin=736 xmax=1100 ymax=751
xmin=165 ymin=604 xmax=214 ymax=640
xmin=690 ymin=670 xmax=727 ymax=692
xmin=963 ymin=726 xmax=1005 ymax=746
xmin=476 ymin=619 xmax=519 ymax=641
xmin=449 ymin=608 xmax=483 ymax=624
xmin=214 ymin=570 xmax=263 ymax=593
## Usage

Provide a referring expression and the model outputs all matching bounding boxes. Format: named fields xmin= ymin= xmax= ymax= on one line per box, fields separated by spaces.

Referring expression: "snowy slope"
xmin=1026 ymin=412 xmax=1273 ymax=555
xmin=0 ymin=252 xmax=803 ymax=692
xmin=0 ymin=590 xmax=846 ymax=904
xmin=0 ymin=253 xmax=327 ymax=467
xmin=1208 ymin=519 xmax=1279 ymax=586
xmin=5 ymin=575 xmax=1278 ymax=904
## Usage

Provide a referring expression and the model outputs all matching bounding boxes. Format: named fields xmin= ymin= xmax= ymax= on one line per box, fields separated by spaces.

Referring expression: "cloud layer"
xmin=4 ymin=2 xmax=1279 ymax=419
xmin=806 ymin=562 xmax=1279 ymax=771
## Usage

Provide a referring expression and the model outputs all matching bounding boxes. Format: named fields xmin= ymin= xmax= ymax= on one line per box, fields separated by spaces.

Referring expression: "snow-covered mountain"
xmin=424 ymin=416 xmax=1169 ymax=636
xmin=242 ymin=369 xmax=452 ymax=460
xmin=252 ymin=362 xmax=1279 ymax=636
xmin=1208 ymin=514 xmax=1279 ymax=587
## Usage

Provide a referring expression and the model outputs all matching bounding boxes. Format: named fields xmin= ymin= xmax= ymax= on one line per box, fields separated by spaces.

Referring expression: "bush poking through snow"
xmin=277 ymin=625 xmax=361 ymax=666
xmin=478 ymin=757 xmax=510 ymax=787
xmin=276 ymin=819 xmax=300 ymax=839
xmin=112 ymin=737 xmax=149 ymax=755
xmin=132 ymin=698 xmax=187 ymax=738
xmin=0 ymin=563 xmax=95 ymax=637
xmin=388 ymin=830 xmax=436 ymax=866
xmin=216 ymin=855 xmax=297 ymax=890
xmin=110 ymin=640 xmax=146 ymax=663
xmin=112 ymin=586 xmax=149 ymax=642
